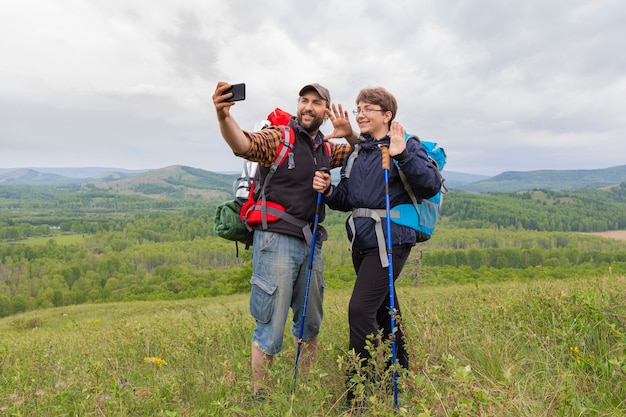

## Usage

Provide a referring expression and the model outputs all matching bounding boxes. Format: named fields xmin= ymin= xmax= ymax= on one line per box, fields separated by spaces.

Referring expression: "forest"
xmin=1 ymin=183 xmax=626 ymax=317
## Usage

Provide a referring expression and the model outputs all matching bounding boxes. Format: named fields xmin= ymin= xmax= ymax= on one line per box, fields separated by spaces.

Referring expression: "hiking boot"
xmin=253 ymin=388 xmax=267 ymax=402
xmin=346 ymin=389 xmax=355 ymax=409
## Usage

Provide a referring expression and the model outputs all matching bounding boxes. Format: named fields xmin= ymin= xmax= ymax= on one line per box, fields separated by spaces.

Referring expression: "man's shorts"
xmin=250 ymin=230 xmax=325 ymax=355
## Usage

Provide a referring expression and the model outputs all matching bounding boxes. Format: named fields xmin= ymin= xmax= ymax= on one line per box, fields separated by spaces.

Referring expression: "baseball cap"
xmin=299 ymin=83 xmax=331 ymax=108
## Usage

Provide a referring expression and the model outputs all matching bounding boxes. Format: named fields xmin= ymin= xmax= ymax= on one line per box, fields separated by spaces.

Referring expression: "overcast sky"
xmin=1 ymin=0 xmax=624 ymax=176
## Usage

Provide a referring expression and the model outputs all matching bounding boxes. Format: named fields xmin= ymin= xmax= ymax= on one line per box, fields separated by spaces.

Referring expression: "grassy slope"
xmin=1 ymin=276 xmax=625 ymax=416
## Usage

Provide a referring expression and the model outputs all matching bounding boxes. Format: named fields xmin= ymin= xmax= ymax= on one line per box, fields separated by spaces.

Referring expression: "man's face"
xmin=296 ymin=91 xmax=327 ymax=134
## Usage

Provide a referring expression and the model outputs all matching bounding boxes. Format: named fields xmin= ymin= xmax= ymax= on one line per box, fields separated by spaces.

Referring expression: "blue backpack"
xmin=392 ymin=135 xmax=446 ymax=241
xmin=346 ymin=134 xmax=446 ymax=242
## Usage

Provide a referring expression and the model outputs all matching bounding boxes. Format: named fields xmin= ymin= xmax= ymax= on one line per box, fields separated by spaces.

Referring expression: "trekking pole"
xmin=292 ymin=167 xmax=330 ymax=394
xmin=381 ymin=146 xmax=399 ymax=409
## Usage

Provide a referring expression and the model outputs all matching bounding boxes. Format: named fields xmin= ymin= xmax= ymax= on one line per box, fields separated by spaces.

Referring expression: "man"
xmin=212 ymin=82 xmax=355 ymax=398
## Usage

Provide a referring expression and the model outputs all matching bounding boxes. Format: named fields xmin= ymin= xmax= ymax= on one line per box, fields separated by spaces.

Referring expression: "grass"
xmin=1 ymin=276 xmax=625 ymax=416
xmin=6 ymin=234 xmax=86 ymax=246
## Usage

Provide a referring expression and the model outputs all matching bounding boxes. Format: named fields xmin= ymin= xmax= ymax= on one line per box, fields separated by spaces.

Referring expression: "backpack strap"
xmin=260 ymin=206 xmax=313 ymax=245
xmin=347 ymin=208 xmax=400 ymax=268
xmin=257 ymin=125 xmax=294 ymax=230
xmin=274 ymin=126 xmax=295 ymax=169
xmin=342 ymin=142 xmax=360 ymax=179
xmin=394 ymin=135 xmax=421 ymax=210
xmin=321 ymin=141 xmax=332 ymax=158
xmin=397 ymin=168 xmax=420 ymax=209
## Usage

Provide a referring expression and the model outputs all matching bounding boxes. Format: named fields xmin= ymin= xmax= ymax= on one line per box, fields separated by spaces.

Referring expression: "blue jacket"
xmin=325 ymin=134 xmax=442 ymax=254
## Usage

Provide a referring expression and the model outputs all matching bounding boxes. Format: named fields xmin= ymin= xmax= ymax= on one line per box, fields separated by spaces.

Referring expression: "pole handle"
xmin=381 ymin=146 xmax=390 ymax=171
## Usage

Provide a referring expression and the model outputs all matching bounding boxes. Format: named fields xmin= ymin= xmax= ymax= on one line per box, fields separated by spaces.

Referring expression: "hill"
xmin=0 ymin=168 xmax=84 ymax=186
xmin=0 ymin=167 xmax=147 ymax=179
xmin=2 ymin=164 xmax=626 ymax=194
xmin=84 ymin=165 xmax=237 ymax=200
xmin=1 ymin=165 xmax=238 ymax=200
xmin=456 ymin=164 xmax=626 ymax=193
xmin=440 ymin=171 xmax=490 ymax=189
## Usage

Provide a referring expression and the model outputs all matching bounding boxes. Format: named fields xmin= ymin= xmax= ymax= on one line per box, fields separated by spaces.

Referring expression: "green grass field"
xmin=6 ymin=234 xmax=86 ymax=246
xmin=1 ymin=276 xmax=625 ymax=416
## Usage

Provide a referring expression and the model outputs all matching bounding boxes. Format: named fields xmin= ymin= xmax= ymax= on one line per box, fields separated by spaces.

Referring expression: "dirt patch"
xmin=582 ymin=230 xmax=626 ymax=241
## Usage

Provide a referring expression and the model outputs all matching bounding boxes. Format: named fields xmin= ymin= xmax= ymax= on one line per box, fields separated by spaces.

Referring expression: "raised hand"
xmin=212 ymin=82 xmax=236 ymax=121
xmin=324 ymin=103 xmax=358 ymax=144
xmin=388 ymin=121 xmax=406 ymax=157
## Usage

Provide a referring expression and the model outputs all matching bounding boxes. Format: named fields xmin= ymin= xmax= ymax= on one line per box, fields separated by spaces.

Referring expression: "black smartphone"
xmin=224 ymin=83 xmax=246 ymax=102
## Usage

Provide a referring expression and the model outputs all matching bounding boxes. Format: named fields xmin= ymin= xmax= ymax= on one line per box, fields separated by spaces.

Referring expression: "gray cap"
xmin=299 ymin=83 xmax=331 ymax=108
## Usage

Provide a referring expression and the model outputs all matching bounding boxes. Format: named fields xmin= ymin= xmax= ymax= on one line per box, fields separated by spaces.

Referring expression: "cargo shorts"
xmin=249 ymin=230 xmax=325 ymax=355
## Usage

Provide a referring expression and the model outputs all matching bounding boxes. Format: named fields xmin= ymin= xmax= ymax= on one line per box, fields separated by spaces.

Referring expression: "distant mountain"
xmin=441 ymin=171 xmax=490 ymax=189
xmin=23 ymin=167 xmax=146 ymax=178
xmin=0 ymin=167 xmax=146 ymax=179
xmin=0 ymin=165 xmax=238 ymax=199
xmin=0 ymin=167 xmax=144 ymax=185
xmin=0 ymin=168 xmax=84 ymax=186
xmin=2 ymin=164 xmax=626 ymax=195
xmin=457 ymin=165 xmax=626 ymax=193
xmin=91 ymin=170 xmax=139 ymax=182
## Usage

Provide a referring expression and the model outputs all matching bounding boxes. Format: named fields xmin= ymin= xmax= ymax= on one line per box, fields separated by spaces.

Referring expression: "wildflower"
xmin=144 ymin=357 xmax=167 ymax=367
xmin=569 ymin=346 xmax=582 ymax=364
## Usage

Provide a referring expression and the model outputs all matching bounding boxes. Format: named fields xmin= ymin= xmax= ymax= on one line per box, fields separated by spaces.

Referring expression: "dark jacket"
xmin=325 ymin=134 xmax=441 ymax=254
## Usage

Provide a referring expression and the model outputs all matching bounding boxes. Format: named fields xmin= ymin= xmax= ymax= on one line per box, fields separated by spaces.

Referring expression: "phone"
xmin=223 ymin=83 xmax=246 ymax=102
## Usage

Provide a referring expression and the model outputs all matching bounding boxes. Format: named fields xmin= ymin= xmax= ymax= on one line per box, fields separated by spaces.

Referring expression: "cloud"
xmin=0 ymin=0 xmax=625 ymax=175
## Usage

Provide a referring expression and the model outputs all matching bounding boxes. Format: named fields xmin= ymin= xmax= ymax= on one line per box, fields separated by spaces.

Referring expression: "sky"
xmin=1 ymin=0 xmax=624 ymax=176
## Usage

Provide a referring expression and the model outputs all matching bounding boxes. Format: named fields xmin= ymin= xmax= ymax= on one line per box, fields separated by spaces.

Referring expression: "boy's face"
xmin=355 ymin=100 xmax=391 ymax=139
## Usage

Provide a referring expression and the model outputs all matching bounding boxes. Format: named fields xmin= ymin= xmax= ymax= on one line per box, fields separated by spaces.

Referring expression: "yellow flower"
xmin=569 ymin=346 xmax=582 ymax=364
xmin=144 ymin=357 xmax=167 ymax=367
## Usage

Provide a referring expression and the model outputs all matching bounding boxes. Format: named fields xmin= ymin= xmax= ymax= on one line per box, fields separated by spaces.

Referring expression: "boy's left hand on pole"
xmin=312 ymin=169 xmax=330 ymax=193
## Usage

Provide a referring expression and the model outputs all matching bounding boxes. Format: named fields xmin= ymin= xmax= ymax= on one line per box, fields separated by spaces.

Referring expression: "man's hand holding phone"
xmin=213 ymin=82 xmax=246 ymax=121
xmin=223 ymin=83 xmax=246 ymax=102
xmin=212 ymin=82 xmax=251 ymax=153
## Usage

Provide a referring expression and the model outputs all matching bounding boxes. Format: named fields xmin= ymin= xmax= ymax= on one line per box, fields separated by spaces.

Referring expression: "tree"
xmin=0 ymin=294 xmax=10 ymax=317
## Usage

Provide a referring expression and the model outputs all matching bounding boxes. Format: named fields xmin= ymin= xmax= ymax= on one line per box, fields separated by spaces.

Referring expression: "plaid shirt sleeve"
xmin=237 ymin=127 xmax=353 ymax=169
xmin=328 ymin=142 xmax=352 ymax=169
xmin=235 ymin=127 xmax=283 ymax=167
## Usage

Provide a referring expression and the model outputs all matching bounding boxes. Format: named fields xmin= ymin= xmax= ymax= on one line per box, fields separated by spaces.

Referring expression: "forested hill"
xmin=443 ymin=185 xmax=626 ymax=232
xmin=456 ymin=164 xmax=626 ymax=193
xmin=85 ymin=165 xmax=237 ymax=200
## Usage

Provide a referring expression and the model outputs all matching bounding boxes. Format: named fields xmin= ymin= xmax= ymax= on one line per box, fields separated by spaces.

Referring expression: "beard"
xmin=297 ymin=111 xmax=325 ymax=134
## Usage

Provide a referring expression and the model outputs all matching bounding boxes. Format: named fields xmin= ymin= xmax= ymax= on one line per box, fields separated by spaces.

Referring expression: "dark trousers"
xmin=348 ymin=245 xmax=411 ymax=370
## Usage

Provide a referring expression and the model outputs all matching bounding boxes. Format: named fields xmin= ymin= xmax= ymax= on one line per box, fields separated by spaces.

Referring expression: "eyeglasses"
xmin=352 ymin=108 xmax=387 ymax=116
